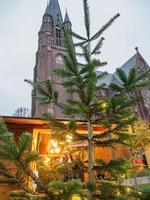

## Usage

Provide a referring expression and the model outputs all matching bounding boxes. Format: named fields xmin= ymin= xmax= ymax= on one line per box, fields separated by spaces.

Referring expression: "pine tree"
xmin=31 ymin=0 xmax=150 ymax=185
xmin=0 ymin=118 xmax=54 ymax=199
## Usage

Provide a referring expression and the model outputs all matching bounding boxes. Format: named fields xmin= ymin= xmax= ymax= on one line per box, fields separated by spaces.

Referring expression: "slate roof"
xmin=96 ymin=52 xmax=140 ymax=88
xmin=112 ymin=52 xmax=140 ymax=85
xmin=96 ymin=71 xmax=113 ymax=87
xmin=64 ymin=11 xmax=71 ymax=23
xmin=44 ymin=0 xmax=63 ymax=23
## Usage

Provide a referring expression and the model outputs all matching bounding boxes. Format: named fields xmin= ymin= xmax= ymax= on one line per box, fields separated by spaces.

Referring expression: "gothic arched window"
xmin=56 ymin=27 xmax=61 ymax=46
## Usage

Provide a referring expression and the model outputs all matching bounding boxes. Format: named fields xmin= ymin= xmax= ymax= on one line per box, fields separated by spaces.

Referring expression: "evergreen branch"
xmin=63 ymin=27 xmax=78 ymax=73
xmin=91 ymin=37 xmax=105 ymax=55
xmin=109 ymin=83 xmax=124 ymax=93
xmin=83 ymin=0 xmax=90 ymax=39
xmin=17 ymin=133 xmax=32 ymax=156
xmin=74 ymin=41 xmax=87 ymax=46
xmin=55 ymin=68 xmax=75 ymax=78
xmin=78 ymin=62 xmax=85 ymax=67
xmin=24 ymin=152 xmax=39 ymax=165
xmin=96 ymin=71 xmax=108 ymax=81
xmin=79 ymin=66 xmax=89 ymax=75
xmin=93 ymin=51 xmax=101 ymax=55
xmin=0 ymin=136 xmax=19 ymax=160
xmin=43 ymin=113 xmax=68 ymax=131
xmin=76 ymin=53 xmax=85 ymax=57
xmin=82 ymin=45 xmax=90 ymax=62
xmin=0 ymin=162 xmax=33 ymax=194
xmin=116 ymin=68 xmax=128 ymax=84
xmin=24 ymin=79 xmax=33 ymax=86
xmin=45 ymin=79 xmax=53 ymax=95
xmin=0 ymin=118 xmax=8 ymax=135
xmin=94 ymin=139 xmax=127 ymax=147
xmin=62 ymin=55 xmax=78 ymax=75
xmin=128 ymin=68 xmax=137 ymax=85
xmin=71 ymin=31 xmax=86 ymax=41
xmin=34 ymin=84 xmax=50 ymax=98
xmin=0 ymin=162 xmax=15 ymax=179
xmin=90 ymin=13 xmax=120 ymax=41
xmin=15 ymin=159 xmax=54 ymax=198
xmin=43 ymin=113 xmax=88 ymax=141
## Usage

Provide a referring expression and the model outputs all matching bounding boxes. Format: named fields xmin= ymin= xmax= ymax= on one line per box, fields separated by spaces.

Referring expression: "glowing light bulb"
xmin=127 ymin=187 xmax=130 ymax=192
xmin=101 ymin=102 xmax=107 ymax=108
xmin=59 ymin=142 xmax=64 ymax=145
xmin=45 ymin=158 xmax=50 ymax=165
xmin=66 ymin=135 xmax=73 ymax=140
xmin=138 ymin=192 xmax=142 ymax=195
xmin=50 ymin=149 xmax=55 ymax=154
xmin=117 ymin=191 xmax=120 ymax=196
xmin=51 ymin=140 xmax=58 ymax=147
xmin=55 ymin=147 xmax=61 ymax=154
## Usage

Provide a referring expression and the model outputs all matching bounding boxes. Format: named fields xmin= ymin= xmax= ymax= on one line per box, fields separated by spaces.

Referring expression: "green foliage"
xmin=8 ymin=190 xmax=30 ymax=200
xmin=48 ymin=179 xmax=89 ymax=200
xmin=110 ymin=68 xmax=150 ymax=95
xmin=0 ymin=118 xmax=54 ymax=198
xmin=8 ymin=191 xmax=47 ymax=200
xmin=138 ymin=184 xmax=150 ymax=200
xmin=95 ymin=158 xmax=132 ymax=180
xmin=5 ymin=0 xmax=150 ymax=199
xmin=33 ymin=80 xmax=58 ymax=105
xmin=24 ymin=152 xmax=39 ymax=165
xmin=128 ymin=121 xmax=150 ymax=152
xmin=18 ymin=133 xmax=32 ymax=156
xmin=32 ymin=0 xmax=150 ymax=187
xmin=37 ymin=157 xmax=84 ymax=185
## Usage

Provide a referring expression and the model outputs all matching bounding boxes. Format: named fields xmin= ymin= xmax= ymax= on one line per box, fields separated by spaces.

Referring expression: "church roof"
xmin=111 ymin=52 xmax=139 ymax=85
xmin=44 ymin=0 xmax=63 ymax=23
xmin=96 ymin=51 xmax=146 ymax=88
xmin=96 ymin=71 xmax=113 ymax=87
xmin=64 ymin=11 xmax=71 ymax=23
xmin=118 ymin=53 xmax=138 ymax=75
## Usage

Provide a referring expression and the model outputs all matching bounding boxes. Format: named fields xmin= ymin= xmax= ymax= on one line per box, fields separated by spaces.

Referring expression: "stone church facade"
xmin=32 ymin=0 xmax=150 ymax=121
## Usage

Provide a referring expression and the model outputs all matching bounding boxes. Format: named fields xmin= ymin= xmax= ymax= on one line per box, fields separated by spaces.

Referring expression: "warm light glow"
xmin=117 ymin=191 xmax=120 ymax=196
xmin=127 ymin=187 xmax=130 ymax=192
xmin=66 ymin=139 xmax=72 ymax=143
xmin=101 ymin=102 xmax=107 ymax=108
xmin=66 ymin=135 xmax=73 ymax=140
xmin=50 ymin=149 xmax=55 ymax=154
xmin=59 ymin=142 xmax=65 ymax=145
xmin=138 ymin=192 xmax=142 ymax=195
xmin=45 ymin=158 xmax=50 ymax=164
xmin=55 ymin=147 xmax=61 ymax=154
xmin=71 ymin=194 xmax=81 ymax=200
xmin=122 ymin=175 xmax=126 ymax=179
xmin=51 ymin=140 xmax=58 ymax=147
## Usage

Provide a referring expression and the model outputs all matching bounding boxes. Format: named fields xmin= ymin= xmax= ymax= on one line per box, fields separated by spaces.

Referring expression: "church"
xmin=31 ymin=0 xmax=150 ymax=121
xmin=0 ymin=1 xmax=150 ymax=199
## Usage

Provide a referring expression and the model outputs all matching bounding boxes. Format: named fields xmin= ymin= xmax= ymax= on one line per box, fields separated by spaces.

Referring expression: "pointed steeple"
xmin=64 ymin=10 xmax=71 ymax=23
xmin=44 ymin=0 xmax=63 ymax=23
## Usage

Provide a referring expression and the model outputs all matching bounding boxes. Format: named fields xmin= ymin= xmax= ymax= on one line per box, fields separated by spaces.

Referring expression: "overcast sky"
xmin=0 ymin=0 xmax=150 ymax=116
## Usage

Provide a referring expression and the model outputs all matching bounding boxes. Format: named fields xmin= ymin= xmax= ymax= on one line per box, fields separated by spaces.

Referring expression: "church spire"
xmin=44 ymin=0 xmax=63 ymax=23
xmin=64 ymin=10 xmax=71 ymax=23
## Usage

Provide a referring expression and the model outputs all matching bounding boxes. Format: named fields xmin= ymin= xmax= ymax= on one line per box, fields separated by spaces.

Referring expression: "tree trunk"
xmin=88 ymin=121 xmax=94 ymax=182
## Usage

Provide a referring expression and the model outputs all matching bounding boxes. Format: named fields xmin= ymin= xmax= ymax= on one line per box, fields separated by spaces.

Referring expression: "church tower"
xmin=32 ymin=0 xmax=72 ymax=118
